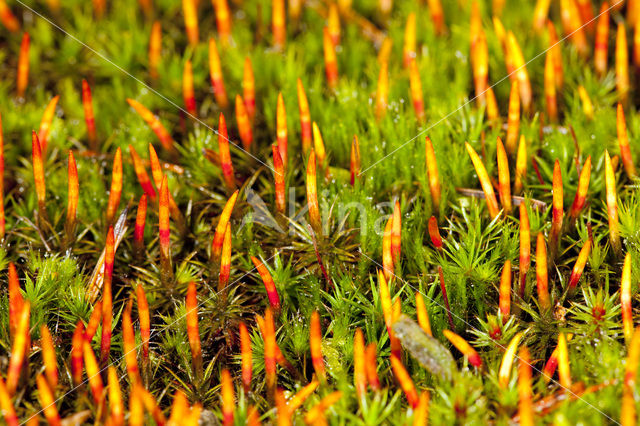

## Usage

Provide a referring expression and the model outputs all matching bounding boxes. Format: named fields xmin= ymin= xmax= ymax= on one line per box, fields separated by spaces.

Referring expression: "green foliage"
xmin=0 ymin=0 xmax=639 ymax=424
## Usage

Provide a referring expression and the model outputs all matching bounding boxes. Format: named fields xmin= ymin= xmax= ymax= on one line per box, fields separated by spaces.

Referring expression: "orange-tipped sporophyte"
xmin=499 ymin=332 xmax=523 ymax=388
xmin=129 ymin=145 xmax=157 ymax=201
xmin=548 ymin=160 xmax=563 ymax=260
xmin=263 ymin=307 xmax=278 ymax=399
xmin=127 ymin=99 xmax=175 ymax=154
xmin=364 ymin=343 xmax=380 ymax=390
xmin=496 ymin=138 xmax=512 ymax=215
xmin=106 ymin=147 xmax=123 ymax=225
xmin=182 ymin=0 xmax=199 ymax=46
xmin=16 ymin=32 xmax=29 ymax=98
xmin=100 ymin=227 xmax=115 ymax=367
xmin=557 ymin=333 xmax=572 ymax=388
xmin=36 ymin=374 xmax=61 ymax=426
xmin=159 ymin=176 xmax=173 ymax=283
xmin=622 ymin=327 xmax=640 ymax=425
xmin=287 ymin=380 xmax=319 ymax=416
xmin=149 ymin=21 xmax=162 ymax=80
xmin=560 ymin=0 xmax=588 ymax=56
xmin=621 ymin=253 xmax=634 ymax=343
xmin=183 ymin=59 xmax=196 ymax=116
xmin=506 ymin=31 xmax=532 ymax=114
xmin=243 ymin=57 xmax=256 ymax=122
xmin=390 ymin=355 xmax=419 ymax=408
xmin=635 ymin=16 xmax=640 ymax=68
xmin=251 ymin=256 xmax=281 ymax=311
xmin=425 ymin=137 xmax=441 ymax=213
xmin=377 ymin=37 xmax=393 ymax=65
xmin=84 ymin=300 xmax=102 ymax=343
xmin=297 ymin=78 xmax=312 ymax=153
xmin=218 ymin=224 xmax=231 ymax=292
xmin=544 ymin=51 xmax=558 ymax=122
xmin=402 ymin=13 xmax=416 ymax=67
xmin=568 ymin=240 xmax=591 ymax=292
xmin=311 ymin=123 xmax=328 ymax=177
xmin=548 ymin=22 xmax=564 ymax=88
xmin=137 ymin=385 xmax=166 ymax=425
xmin=70 ymin=321 xmax=84 ymax=386
xmin=65 ymin=150 xmax=79 ymax=244
xmin=211 ymin=190 xmax=239 ymax=265
xmin=353 ymin=328 xmax=367 ymax=397
xmin=514 ymin=135 xmax=527 ymax=195
xmin=7 ymin=263 xmax=23 ymax=337
xmin=0 ymin=0 xmax=19 ymax=33
xmin=518 ymin=346 xmax=534 ymax=426
xmin=617 ymin=23 xmax=630 ymax=105
xmin=32 ymin=131 xmax=46 ymax=219
xmin=533 ymin=0 xmax=551 ymax=32
xmin=134 ymin=194 xmax=148 ymax=257
xmin=542 ymin=333 xmax=574 ymax=382
xmin=310 ymin=311 xmax=326 ymax=382
xmin=416 ymin=291 xmax=433 ymax=336
xmin=374 ymin=61 xmax=389 ymax=121
xmin=569 ymin=156 xmax=591 ymax=222
xmin=328 ymin=3 xmax=340 ymax=46
xmin=323 ymin=27 xmax=338 ymax=89
xmin=427 ymin=216 xmax=443 ymax=249
xmin=307 ymin=149 xmax=322 ymax=236
xmin=40 ymin=325 xmax=58 ymax=389
xmin=129 ymin=392 xmax=144 ymax=426
xmin=578 ymin=85 xmax=594 ymax=119
xmin=536 ymin=233 xmax=551 ymax=310
xmin=186 ymin=281 xmax=203 ymax=380
xmin=122 ymin=299 xmax=141 ymax=386
xmin=148 ymin=144 xmax=185 ymax=230
xmin=239 ymin=322 xmax=252 ymax=393
xmin=470 ymin=29 xmax=488 ymax=107
xmin=221 ymin=369 xmax=235 ymax=426
xmin=83 ymin=341 xmax=105 ymax=408
xmin=6 ymin=302 xmax=30 ymax=396
xmin=214 ymin=0 xmax=232 ymax=43
xmin=412 ymin=391 xmax=430 ymax=426
xmin=427 ymin=0 xmax=445 ymax=35
xmin=605 ymin=150 xmax=622 ymax=256
xmin=499 ymin=260 xmax=512 ymax=320
xmin=485 ymin=86 xmax=500 ymax=122
xmin=617 ymin=103 xmax=636 ymax=178
xmin=209 ymin=38 xmax=229 ymax=109
xmin=235 ymin=94 xmax=253 ymax=150
xmin=465 ymin=142 xmax=500 ymax=218
xmin=272 ymin=0 xmax=286 ymax=48
xmin=107 ymin=366 xmax=124 ymax=426
xmin=576 ymin=0 xmax=595 ymax=32
xmin=391 ymin=201 xmax=402 ymax=264
xmin=305 ymin=391 xmax=343 ymax=424
xmin=382 ymin=218 xmax=394 ymax=281
xmin=0 ymin=377 xmax=18 ymax=426
xmin=136 ymin=284 xmax=151 ymax=381
xmin=443 ymin=329 xmax=482 ymax=368
xmin=594 ymin=2 xmax=610 ymax=76
xmin=409 ymin=59 xmax=425 ymax=123
xmin=350 ymin=135 xmax=360 ymax=186
xmin=379 ymin=270 xmax=401 ymax=358
xmin=218 ymin=113 xmax=236 ymax=190
xmin=273 ymin=144 xmax=286 ymax=214
xmin=505 ymin=82 xmax=520 ymax=155
xmin=37 ymin=95 xmax=59 ymax=155
xmin=276 ymin=93 xmax=288 ymax=167
xmin=0 ymin=113 xmax=4 ymax=240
